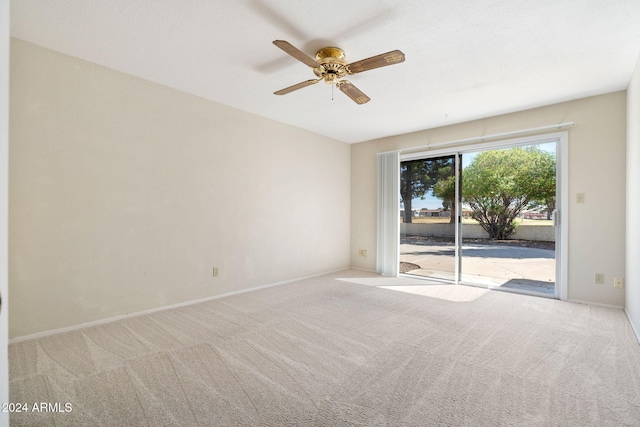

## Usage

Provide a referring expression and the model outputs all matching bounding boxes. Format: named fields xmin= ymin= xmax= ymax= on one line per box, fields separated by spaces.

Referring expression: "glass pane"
xmin=399 ymin=155 xmax=456 ymax=281
xmin=460 ymin=143 xmax=556 ymax=295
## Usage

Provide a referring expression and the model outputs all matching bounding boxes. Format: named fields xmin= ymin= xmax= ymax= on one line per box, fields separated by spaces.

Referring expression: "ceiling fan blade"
xmin=274 ymin=78 xmax=322 ymax=95
xmin=273 ymin=40 xmax=321 ymax=68
xmin=346 ymin=50 xmax=405 ymax=74
xmin=337 ymin=80 xmax=370 ymax=105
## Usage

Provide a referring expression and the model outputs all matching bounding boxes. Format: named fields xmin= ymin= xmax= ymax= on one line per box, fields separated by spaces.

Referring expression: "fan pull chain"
xmin=332 ymin=84 xmax=334 ymax=101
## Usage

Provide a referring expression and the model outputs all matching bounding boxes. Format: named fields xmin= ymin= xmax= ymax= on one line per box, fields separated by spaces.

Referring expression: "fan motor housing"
xmin=313 ymin=47 xmax=348 ymax=84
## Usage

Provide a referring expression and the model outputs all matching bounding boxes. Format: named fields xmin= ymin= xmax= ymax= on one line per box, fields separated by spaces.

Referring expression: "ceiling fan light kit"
xmin=273 ymin=40 xmax=405 ymax=105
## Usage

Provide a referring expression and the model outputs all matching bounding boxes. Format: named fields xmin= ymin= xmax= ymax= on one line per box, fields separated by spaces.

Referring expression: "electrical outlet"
xmin=358 ymin=249 xmax=367 ymax=257
xmin=594 ymin=273 xmax=604 ymax=285
xmin=212 ymin=267 xmax=219 ymax=277
xmin=614 ymin=277 xmax=624 ymax=288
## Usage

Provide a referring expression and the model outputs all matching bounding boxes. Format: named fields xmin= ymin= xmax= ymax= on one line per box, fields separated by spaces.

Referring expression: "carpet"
xmin=9 ymin=270 xmax=640 ymax=426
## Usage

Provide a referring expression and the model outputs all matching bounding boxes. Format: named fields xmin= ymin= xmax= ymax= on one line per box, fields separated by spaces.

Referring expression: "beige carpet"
xmin=9 ymin=270 xmax=640 ymax=426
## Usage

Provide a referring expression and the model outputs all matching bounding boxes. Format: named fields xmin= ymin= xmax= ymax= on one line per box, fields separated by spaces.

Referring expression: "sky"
xmin=401 ymin=142 xmax=556 ymax=210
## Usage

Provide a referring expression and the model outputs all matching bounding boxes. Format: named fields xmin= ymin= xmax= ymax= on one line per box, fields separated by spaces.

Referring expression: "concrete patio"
xmin=400 ymin=236 xmax=555 ymax=295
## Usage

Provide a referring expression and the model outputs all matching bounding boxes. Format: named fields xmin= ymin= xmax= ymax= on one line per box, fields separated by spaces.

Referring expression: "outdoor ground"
xmin=400 ymin=235 xmax=555 ymax=295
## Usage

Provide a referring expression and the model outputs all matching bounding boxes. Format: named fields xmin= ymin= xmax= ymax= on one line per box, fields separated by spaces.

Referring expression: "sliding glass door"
xmin=399 ymin=137 xmax=561 ymax=298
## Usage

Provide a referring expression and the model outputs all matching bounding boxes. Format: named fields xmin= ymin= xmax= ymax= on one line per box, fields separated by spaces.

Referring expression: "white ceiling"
xmin=10 ymin=0 xmax=640 ymax=144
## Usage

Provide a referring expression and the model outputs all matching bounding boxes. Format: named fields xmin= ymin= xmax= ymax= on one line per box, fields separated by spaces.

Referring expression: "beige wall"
xmin=9 ymin=39 xmax=351 ymax=338
xmin=351 ymin=92 xmax=627 ymax=307
xmin=627 ymin=54 xmax=640 ymax=338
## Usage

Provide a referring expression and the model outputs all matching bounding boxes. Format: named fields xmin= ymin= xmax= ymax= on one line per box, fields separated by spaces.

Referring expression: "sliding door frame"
xmin=396 ymin=131 xmax=568 ymax=300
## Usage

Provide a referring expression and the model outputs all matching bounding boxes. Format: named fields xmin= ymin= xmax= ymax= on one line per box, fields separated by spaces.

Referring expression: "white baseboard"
xmin=567 ymin=299 xmax=624 ymax=310
xmin=625 ymin=309 xmax=640 ymax=344
xmin=9 ymin=267 xmax=350 ymax=344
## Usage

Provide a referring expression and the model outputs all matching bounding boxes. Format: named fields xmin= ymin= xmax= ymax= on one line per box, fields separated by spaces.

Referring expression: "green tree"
xmin=461 ymin=147 xmax=556 ymax=239
xmin=400 ymin=157 xmax=454 ymax=223
xmin=432 ymin=174 xmax=457 ymax=223
xmin=526 ymin=151 xmax=556 ymax=219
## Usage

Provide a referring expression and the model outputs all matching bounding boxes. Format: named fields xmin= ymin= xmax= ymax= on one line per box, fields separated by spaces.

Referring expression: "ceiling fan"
xmin=272 ymin=40 xmax=405 ymax=105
